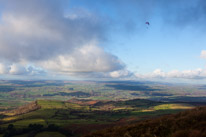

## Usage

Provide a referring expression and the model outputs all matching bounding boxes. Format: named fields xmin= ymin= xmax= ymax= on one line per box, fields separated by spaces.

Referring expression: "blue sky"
xmin=68 ymin=0 xmax=206 ymax=67
xmin=0 ymin=0 xmax=206 ymax=83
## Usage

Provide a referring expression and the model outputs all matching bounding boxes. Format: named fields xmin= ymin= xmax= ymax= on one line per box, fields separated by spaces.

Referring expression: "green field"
xmin=35 ymin=131 xmax=66 ymax=137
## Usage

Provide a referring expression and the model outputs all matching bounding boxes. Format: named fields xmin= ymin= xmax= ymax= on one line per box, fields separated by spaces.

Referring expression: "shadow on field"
xmin=105 ymin=84 xmax=160 ymax=91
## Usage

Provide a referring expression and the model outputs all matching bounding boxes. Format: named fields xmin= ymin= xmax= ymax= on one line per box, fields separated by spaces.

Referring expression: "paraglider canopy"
xmin=145 ymin=22 xmax=150 ymax=25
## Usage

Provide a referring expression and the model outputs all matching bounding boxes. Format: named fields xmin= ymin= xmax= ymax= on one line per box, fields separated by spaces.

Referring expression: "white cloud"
xmin=0 ymin=63 xmax=45 ymax=76
xmin=135 ymin=68 xmax=206 ymax=79
xmin=135 ymin=50 xmax=206 ymax=80
xmin=0 ymin=8 xmax=102 ymax=62
xmin=109 ymin=69 xmax=131 ymax=78
xmin=167 ymin=70 xmax=181 ymax=78
xmin=9 ymin=64 xmax=27 ymax=75
xmin=0 ymin=63 xmax=9 ymax=74
xmin=40 ymin=42 xmax=124 ymax=73
xmin=152 ymin=69 xmax=166 ymax=78
xmin=0 ymin=0 xmax=125 ymax=78
xmin=200 ymin=50 xmax=206 ymax=59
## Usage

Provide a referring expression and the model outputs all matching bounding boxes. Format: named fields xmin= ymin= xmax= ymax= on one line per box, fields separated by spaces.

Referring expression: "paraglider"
xmin=145 ymin=22 xmax=150 ymax=29
xmin=145 ymin=22 xmax=150 ymax=25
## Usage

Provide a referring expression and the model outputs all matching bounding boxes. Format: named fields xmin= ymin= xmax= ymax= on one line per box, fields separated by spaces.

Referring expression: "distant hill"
xmin=85 ymin=106 xmax=206 ymax=137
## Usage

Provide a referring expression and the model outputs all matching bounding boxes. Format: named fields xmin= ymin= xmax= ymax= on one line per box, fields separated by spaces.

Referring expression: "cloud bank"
xmin=136 ymin=68 xmax=206 ymax=79
xmin=0 ymin=0 xmax=125 ymax=78
xmin=134 ymin=50 xmax=206 ymax=80
xmin=0 ymin=63 xmax=45 ymax=75
xmin=40 ymin=42 xmax=124 ymax=73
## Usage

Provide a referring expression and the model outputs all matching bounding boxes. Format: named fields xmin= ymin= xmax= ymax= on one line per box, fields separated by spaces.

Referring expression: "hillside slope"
xmin=85 ymin=106 xmax=206 ymax=137
xmin=0 ymin=101 xmax=41 ymax=117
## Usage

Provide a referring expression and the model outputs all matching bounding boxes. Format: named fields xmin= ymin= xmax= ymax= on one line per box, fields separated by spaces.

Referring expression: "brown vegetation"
xmin=3 ymin=101 xmax=41 ymax=116
xmin=84 ymin=106 xmax=206 ymax=137
xmin=67 ymin=99 xmax=99 ymax=105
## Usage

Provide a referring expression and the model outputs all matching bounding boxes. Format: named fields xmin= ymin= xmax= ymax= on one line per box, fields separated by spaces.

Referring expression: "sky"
xmin=0 ymin=0 xmax=206 ymax=83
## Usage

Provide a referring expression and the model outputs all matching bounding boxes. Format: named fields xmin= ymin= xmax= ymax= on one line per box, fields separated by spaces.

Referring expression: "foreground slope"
xmin=85 ymin=106 xmax=206 ymax=137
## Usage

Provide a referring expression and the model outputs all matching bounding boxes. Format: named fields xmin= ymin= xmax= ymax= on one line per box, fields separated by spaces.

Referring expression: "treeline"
xmin=0 ymin=123 xmax=72 ymax=137
xmin=84 ymin=106 xmax=206 ymax=137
